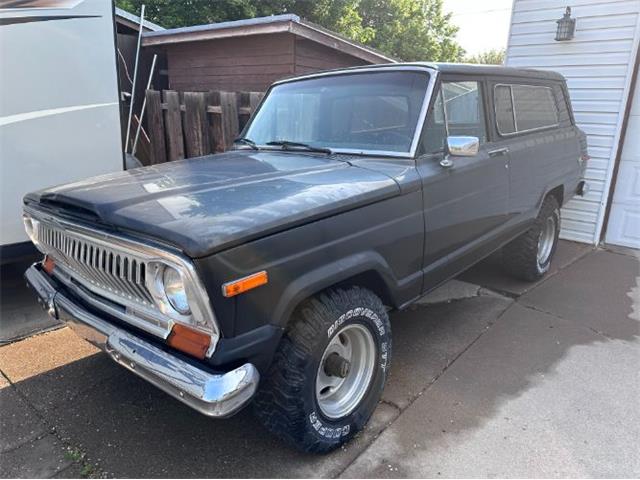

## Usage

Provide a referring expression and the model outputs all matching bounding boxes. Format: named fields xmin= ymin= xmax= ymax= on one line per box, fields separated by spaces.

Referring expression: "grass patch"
xmin=64 ymin=446 xmax=85 ymax=463
xmin=80 ymin=463 xmax=96 ymax=478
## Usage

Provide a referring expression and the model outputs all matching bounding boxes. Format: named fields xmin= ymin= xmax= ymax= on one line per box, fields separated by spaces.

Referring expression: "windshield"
xmin=243 ymin=70 xmax=430 ymax=154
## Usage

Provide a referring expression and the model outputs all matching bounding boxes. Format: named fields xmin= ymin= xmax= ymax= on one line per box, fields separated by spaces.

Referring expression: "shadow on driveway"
xmin=1 ymin=258 xmax=61 ymax=344
xmin=343 ymin=248 xmax=640 ymax=477
xmin=1 ymin=246 xmax=638 ymax=478
xmin=2 ymin=296 xmax=514 ymax=478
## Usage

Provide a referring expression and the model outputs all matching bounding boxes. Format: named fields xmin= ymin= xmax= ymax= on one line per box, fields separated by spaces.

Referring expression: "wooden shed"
xmin=142 ymin=14 xmax=395 ymax=92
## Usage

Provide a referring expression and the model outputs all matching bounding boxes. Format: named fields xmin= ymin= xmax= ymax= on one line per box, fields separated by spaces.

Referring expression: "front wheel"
xmin=253 ymin=287 xmax=391 ymax=453
xmin=502 ymin=195 xmax=561 ymax=281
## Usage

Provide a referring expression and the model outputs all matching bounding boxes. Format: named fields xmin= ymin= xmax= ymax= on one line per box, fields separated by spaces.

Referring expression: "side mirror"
xmin=447 ymin=136 xmax=479 ymax=157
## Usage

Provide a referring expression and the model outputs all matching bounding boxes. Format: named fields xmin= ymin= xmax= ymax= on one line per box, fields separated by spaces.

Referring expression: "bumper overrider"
xmin=25 ymin=263 xmax=259 ymax=418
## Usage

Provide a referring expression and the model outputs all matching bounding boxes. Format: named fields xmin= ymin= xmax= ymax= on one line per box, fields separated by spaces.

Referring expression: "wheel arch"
xmin=272 ymin=252 xmax=399 ymax=331
xmin=538 ymin=184 xmax=564 ymax=210
xmin=547 ymin=184 xmax=564 ymax=206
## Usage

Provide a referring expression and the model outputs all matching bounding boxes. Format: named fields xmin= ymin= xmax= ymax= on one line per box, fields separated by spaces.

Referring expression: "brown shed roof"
xmin=142 ymin=14 xmax=396 ymax=64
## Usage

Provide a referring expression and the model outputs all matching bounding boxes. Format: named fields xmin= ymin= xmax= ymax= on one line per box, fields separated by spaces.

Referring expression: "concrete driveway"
xmin=1 ymin=241 xmax=638 ymax=478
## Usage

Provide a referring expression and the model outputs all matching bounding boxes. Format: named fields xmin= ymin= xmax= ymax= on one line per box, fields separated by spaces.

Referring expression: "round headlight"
xmin=23 ymin=216 xmax=36 ymax=241
xmin=162 ymin=267 xmax=191 ymax=315
xmin=23 ymin=215 xmax=41 ymax=249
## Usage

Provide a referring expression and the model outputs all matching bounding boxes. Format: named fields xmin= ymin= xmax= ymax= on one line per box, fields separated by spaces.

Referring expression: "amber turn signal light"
xmin=222 ymin=271 xmax=268 ymax=298
xmin=43 ymin=255 xmax=55 ymax=275
xmin=167 ymin=324 xmax=211 ymax=359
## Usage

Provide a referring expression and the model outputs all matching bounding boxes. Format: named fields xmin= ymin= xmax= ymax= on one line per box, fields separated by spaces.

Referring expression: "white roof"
xmin=115 ymin=7 xmax=164 ymax=32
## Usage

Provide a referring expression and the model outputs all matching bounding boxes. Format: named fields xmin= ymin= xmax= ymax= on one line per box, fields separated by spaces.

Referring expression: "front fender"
xmin=206 ymin=190 xmax=425 ymax=336
xmin=272 ymin=251 xmax=398 ymax=329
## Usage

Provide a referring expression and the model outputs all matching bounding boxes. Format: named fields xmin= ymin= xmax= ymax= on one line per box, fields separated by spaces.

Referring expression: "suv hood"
xmin=25 ymin=151 xmax=399 ymax=257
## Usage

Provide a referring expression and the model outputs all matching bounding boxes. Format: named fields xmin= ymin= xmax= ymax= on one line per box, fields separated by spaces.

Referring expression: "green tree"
xmin=115 ymin=0 xmax=257 ymax=28
xmin=356 ymin=0 xmax=462 ymax=61
xmin=116 ymin=0 xmax=462 ymax=61
xmin=464 ymin=48 xmax=505 ymax=65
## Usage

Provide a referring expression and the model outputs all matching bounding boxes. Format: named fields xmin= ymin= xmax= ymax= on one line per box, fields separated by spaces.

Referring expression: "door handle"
xmin=488 ymin=147 xmax=509 ymax=157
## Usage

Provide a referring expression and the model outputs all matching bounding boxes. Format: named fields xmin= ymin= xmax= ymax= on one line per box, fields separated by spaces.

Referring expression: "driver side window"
xmin=420 ymin=89 xmax=446 ymax=155
xmin=420 ymin=79 xmax=487 ymax=155
xmin=442 ymin=81 xmax=487 ymax=142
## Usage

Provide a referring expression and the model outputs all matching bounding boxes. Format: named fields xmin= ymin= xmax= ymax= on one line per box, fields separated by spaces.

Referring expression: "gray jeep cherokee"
xmin=23 ymin=63 xmax=588 ymax=453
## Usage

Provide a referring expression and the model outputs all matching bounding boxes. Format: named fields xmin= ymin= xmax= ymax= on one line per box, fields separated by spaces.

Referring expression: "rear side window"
xmin=552 ymin=83 xmax=573 ymax=126
xmin=495 ymin=85 xmax=515 ymax=134
xmin=494 ymin=84 xmax=559 ymax=135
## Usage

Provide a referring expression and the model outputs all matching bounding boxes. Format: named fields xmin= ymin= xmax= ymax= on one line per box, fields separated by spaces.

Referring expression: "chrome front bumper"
xmin=25 ymin=264 xmax=259 ymax=418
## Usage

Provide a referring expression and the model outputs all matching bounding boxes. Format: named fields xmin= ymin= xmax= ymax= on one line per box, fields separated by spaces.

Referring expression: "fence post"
xmin=163 ymin=90 xmax=185 ymax=161
xmin=145 ymin=90 xmax=166 ymax=164
xmin=219 ymin=91 xmax=239 ymax=150
xmin=183 ymin=92 xmax=211 ymax=158
xmin=205 ymin=91 xmax=220 ymax=152
xmin=145 ymin=89 xmax=263 ymax=160
xmin=249 ymin=92 xmax=264 ymax=115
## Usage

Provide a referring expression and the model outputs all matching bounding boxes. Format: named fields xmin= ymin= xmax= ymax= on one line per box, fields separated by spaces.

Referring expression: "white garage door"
xmin=606 ymin=80 xmax=640 ymax=249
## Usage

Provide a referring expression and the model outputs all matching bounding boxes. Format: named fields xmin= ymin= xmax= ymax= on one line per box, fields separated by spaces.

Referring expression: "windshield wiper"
xmin=266 ymin=140 xmax=332 ymax=154
xmin=233 ymin=137 xmax=259 ymax=150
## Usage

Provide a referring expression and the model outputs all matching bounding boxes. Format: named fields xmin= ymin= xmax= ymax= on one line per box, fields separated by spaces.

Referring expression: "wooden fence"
xmin=144 ymin=89 xmax=264 ymax=164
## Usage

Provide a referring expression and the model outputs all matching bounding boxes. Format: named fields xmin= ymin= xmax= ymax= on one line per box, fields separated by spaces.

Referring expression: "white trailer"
xmin=0 ymin=0 xmax=124 ymax=262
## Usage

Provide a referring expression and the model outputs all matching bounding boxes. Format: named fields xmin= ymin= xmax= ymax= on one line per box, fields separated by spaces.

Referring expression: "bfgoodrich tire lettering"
xmin=502 ymin=195 xmax=561 ymax=281
xmin=253 ymin=287 xmax=391 ymax=453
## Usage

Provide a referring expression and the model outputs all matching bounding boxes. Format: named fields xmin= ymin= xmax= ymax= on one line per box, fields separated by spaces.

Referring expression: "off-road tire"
xmin=502 ymin=195 xmax=561 ymax=281
xmin=253 ymin=287 xmax=391 ymax=453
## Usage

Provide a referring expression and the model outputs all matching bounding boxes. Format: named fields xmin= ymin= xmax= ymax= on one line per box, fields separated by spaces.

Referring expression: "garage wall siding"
xmin=294 ymin=39 xmax=367 ymax=74
xmin=163 ymin=34 xmax=372 ymax=93
xmin=165 ymin=33 xmax=296 ymax=92
xmin=506 ymin=0 xmax=640 ymax=243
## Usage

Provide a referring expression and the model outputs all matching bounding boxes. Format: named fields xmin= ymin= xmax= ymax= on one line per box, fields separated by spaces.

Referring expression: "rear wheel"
xmin=253 ymin=287 xmax=391 ymax=453
xmin=502 ymin=195 xmax=561 ymax=281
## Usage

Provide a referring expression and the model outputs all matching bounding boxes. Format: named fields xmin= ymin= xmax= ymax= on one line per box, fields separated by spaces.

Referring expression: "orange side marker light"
xmin=222 ymin=271 xmax=268 ymax=298
xmin=167 ymin=324 xmax=211 ymax=359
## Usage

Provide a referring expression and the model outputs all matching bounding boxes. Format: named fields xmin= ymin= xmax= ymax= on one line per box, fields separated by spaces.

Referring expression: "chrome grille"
xmin=25 ymin=206 xmax=221 ymax=354
xmin=37 ymin=221 xmax=156 ymax=308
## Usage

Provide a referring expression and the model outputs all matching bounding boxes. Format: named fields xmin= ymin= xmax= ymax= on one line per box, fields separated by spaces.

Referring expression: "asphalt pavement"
xmin=1 ymin=241 xmax=638 ymax=478
xmin=1 ymin=257 xmax=62 ymax=345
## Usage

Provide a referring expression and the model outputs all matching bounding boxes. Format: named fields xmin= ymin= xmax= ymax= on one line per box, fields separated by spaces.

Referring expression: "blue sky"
xmin=442 ymin=0 xmax=513 ymax=55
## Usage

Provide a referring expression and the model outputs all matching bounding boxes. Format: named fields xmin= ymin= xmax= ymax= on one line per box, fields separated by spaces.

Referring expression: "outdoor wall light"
xmin=555 ymin=6 xmax=576 ymax=41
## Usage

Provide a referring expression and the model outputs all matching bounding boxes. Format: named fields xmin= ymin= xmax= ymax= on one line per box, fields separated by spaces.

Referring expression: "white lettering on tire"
xmin=327 ymin=307 xmax=385 ymax=338
xmin=309 ymin=412 xmax=351 ymax=439
xmin=380 ymin=341 xmax=389 ymax=371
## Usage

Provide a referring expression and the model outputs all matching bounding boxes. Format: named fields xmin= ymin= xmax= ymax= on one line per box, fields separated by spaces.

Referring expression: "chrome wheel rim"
xmin=537 ymin=215 xmax=556 ymax=266
xmin=315 ymin=324 xmax=376 ymax=419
